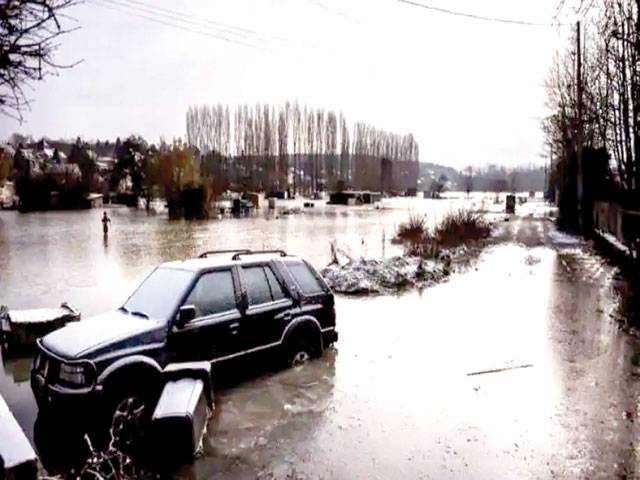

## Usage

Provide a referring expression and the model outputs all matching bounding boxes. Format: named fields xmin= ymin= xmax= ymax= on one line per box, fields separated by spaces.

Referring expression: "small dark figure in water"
xmin=101 ymin=211 xmax=111 ymax=235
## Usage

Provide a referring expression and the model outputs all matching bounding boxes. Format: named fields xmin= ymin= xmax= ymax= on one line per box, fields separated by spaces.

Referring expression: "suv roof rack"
xmin=232 ymin=249 xmax=287 ymax=260
xmin=198 ymin=249 xmax=251 ymax=258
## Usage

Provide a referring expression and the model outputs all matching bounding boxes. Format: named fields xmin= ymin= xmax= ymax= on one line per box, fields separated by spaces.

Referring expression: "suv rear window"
xmin=286 ymin=262 xmax=324 ymax=295
xmin=242 ymin=265 xmax=288 ymax=305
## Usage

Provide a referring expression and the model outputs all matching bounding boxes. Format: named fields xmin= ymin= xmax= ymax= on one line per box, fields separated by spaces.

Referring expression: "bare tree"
xmin=0 ymin=0 xmax=81 ymax=121
xmin=339 ymin=113 xmax=350 ymax=184
xmin=546 ymin=0 xmax=640 ymax=202
xmin=186 ymin=100 xmax=421 ymax=194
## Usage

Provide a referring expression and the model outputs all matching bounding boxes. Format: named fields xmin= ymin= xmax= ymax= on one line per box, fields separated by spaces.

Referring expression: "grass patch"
xmin=394 ymin=214 xmax=426 ymax=244
xmin=396 ymin=210 xmax=491 ymax=258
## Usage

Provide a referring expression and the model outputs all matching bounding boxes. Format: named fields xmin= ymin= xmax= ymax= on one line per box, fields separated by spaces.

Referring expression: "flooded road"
xmin=1 ymin=196 xmax=639 ymax=478
xmin=194 ymin=215 xmax=639 ymax=479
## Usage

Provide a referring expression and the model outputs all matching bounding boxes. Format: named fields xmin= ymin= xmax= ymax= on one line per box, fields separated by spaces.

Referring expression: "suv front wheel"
xmin=103 ymin=381 xmax=158 ymax=452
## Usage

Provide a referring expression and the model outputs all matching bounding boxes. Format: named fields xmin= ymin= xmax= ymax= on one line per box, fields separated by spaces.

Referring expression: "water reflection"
xmin=1 ymin=351 xmax=32 ymax=383
xmin=33 ymin=413 xmax=91 ymax=474
xmin=545 ymin=238 xmax=640 ymax=478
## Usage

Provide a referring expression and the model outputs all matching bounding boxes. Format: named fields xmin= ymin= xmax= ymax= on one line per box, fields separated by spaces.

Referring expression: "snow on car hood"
xmin=41 ymin=310 xmax=162 ymax=359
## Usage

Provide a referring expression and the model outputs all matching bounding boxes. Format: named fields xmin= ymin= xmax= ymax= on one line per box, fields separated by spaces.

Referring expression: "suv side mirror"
xmin=175 ymin=305 xmax=196 ymax=329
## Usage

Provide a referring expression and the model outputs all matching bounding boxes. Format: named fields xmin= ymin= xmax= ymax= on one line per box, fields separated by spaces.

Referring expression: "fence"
xmin=593 ymin=201 xmax=640 ymax=257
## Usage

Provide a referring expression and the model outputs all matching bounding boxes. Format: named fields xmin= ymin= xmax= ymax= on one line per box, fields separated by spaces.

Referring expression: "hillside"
xmin=418 ymin=162 xmax=546 ymax=192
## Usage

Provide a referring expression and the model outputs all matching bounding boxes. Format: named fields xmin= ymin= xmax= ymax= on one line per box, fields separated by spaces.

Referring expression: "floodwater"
xmin=0 ymin=195 xmax=489 ymax=443
xmin=1 ymin=195 xmax=639 ymax=478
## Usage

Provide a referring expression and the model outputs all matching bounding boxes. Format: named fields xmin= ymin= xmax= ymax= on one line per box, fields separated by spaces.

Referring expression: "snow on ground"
xmin=321 ymin=256 xmax=449 ymax=294
xmin=546 ymin=228 xmax=583 ymax=248
xmin=595 ymin=229 xmax=633 ymax=256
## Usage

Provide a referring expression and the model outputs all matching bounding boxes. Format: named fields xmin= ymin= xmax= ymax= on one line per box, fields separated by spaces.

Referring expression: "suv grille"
xmin=36 ymin=350 xmax=59 ymax=382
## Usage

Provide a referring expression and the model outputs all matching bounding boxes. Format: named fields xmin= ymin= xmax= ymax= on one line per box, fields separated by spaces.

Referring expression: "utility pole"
xmin=576 ymin=20 xmax=584 ymax=232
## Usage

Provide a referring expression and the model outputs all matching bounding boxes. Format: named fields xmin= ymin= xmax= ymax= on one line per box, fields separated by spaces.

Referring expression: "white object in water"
xmin=0 ymin=393 xmax=37 ymax=479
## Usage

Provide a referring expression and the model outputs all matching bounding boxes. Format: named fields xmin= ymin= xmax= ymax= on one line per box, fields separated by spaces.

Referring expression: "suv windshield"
xmin=122 ymin=267 xmax=194 ymax=321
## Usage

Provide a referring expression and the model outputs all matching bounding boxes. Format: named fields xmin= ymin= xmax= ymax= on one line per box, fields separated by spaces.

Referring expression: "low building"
xmin=328 ymin=190 xmax=382 ymax=205
xmin=96 ymin=156 xmax=116 ymax=173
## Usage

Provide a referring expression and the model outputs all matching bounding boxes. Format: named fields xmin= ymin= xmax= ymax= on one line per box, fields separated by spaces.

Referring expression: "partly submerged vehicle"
xmin=30 ymin=249 xmax=338 ymax=429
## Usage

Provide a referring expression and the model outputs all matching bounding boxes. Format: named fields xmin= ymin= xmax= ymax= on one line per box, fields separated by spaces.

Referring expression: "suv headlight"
xmin=59 ymin=363 xmax=90 ymax=386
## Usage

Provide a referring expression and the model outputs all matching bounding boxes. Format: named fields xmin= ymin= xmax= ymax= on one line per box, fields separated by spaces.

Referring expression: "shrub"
xmin=396 ymin=210 xmax=491 ymax=258
xmin=433 ymin=210 xmax=491 ymax=247
xmin=395 ymin=214 xmax=426 ymax=244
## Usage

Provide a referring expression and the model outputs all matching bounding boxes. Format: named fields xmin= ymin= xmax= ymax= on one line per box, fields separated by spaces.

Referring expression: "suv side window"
xmin=184 ymin=270 xmax=237 ymax=319
xmin=242 ymin=266 xmax=273 ymax=306
xmin=264 ymin=266 xmax=286 ymax=301
xmin=286 ymin=262 xmax=324 ymax=295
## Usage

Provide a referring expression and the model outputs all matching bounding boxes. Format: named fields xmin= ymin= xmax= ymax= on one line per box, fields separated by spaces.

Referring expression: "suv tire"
xmin=103 ymin=382 xmax=158 ymax=452
xmin=284 ymin=332 xmax=321 ymax=368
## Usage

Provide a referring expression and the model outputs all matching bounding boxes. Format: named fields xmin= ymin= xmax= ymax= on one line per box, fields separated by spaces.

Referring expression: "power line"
xmin=123 ymin=0 xmax=270 ymax=37
xmin=118 ymin=0 xmax=318 ymax=49
xmin=92 ymin=0 xmax=322 ymax=51
xmin=305 ymin=0 xmax=362 ymax=25
xmin=92 ymin=0 xmax=261 ymax=48
xmin=97 ymin=0 xmax=262 ymax=45
xmin=397 ymin=0 xmax=564 ymax=27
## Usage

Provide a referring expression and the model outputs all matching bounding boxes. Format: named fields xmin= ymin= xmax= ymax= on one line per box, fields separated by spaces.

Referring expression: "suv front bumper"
xmin=31 ymin=370 xmax=102 ymax=414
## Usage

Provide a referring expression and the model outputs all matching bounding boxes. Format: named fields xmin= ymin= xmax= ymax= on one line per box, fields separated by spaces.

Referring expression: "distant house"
xmin=96 ymin=156 xmax=116 ymax=173
xmin=14 ymin=139 xmax=80 ymax=184
xmin=13 ymin=148 xmax=40 ymax=176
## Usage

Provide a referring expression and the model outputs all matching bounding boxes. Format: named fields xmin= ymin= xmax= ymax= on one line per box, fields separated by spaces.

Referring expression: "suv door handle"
xmin=282 ymin=312 xmax=292 ymax=321
xmin=229 ymin=322 xmax=240 ymax=335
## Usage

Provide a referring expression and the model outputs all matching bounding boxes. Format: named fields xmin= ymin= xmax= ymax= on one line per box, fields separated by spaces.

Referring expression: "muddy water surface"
xmin=0 ymin=195 xmax=482 ymax=445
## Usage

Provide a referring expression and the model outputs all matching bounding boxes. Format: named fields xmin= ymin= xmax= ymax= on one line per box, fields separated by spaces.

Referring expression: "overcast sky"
xmin=0 ymin=0 xmax=577 ymax=169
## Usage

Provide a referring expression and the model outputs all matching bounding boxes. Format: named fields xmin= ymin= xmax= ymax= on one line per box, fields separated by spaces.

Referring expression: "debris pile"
xmin=321 ymin=255 xmax=450 ymax=294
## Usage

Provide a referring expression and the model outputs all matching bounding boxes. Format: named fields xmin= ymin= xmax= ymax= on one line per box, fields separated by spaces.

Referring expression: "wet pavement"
xmin=1 ymin=196 xmax=639 ymax=478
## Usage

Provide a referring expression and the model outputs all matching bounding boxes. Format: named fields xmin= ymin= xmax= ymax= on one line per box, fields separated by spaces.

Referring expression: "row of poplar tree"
xmin=186 ymin=101 xmax=419 ymax=164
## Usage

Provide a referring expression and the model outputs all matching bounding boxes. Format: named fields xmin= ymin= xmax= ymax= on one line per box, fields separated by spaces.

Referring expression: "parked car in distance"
xmin=31 ymin=249 xmax=337 ymax=429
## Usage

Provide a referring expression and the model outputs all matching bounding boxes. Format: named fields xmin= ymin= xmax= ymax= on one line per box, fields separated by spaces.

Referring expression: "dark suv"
xmin=31 ymin=250 xmax=337 ymax=420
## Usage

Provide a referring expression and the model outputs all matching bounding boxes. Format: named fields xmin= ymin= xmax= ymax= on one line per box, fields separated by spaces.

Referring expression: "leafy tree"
xmin=0 ymin=146 xmax=12 ymax=185
xmin=114 ymin=135 xmax=148 ymax=196
xmin=429 ymin=174 xmax=448 ymax=197
xmin=7 ymin=132 xmax=32 ymax=147
xmin=68 ymin=137 xmax=96 ymax=192
xmin=155 ymin=141 xmax=196 ymax=200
